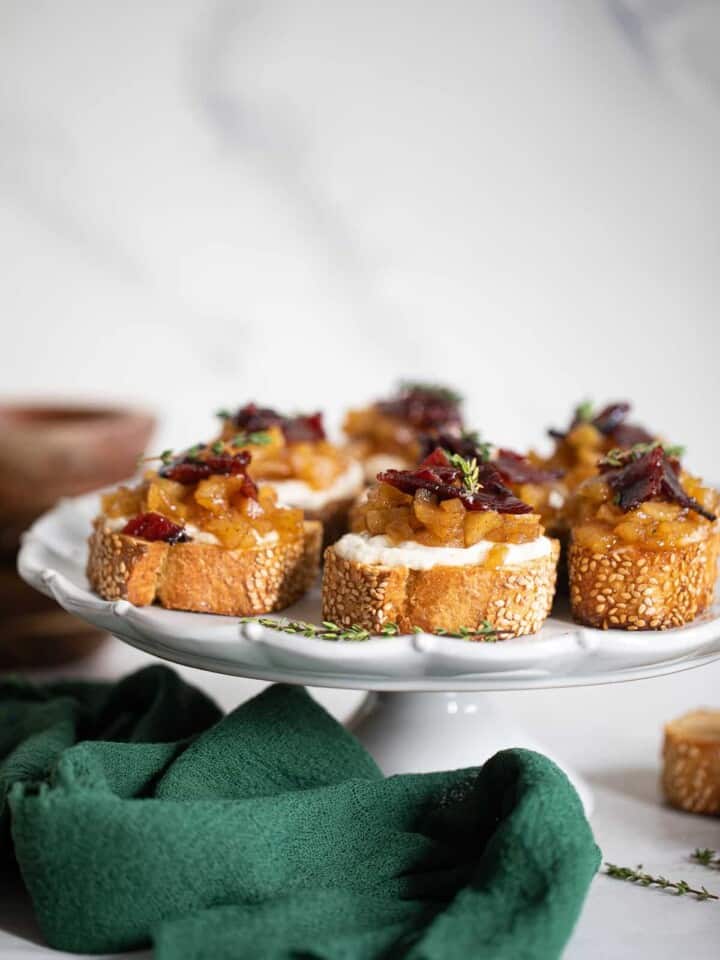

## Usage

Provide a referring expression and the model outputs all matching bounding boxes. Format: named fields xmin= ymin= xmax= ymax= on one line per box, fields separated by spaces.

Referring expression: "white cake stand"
xmin=18 ymin=493 xmax=720 ymax=815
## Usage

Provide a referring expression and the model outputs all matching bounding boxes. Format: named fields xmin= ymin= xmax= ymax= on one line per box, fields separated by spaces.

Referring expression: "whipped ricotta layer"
xmin=333 ymin=531 xmax=553 ymax=570
xmin=271 ymin=459 xmax=364 ymax=512
xmin=102 ymin=516 xmax=278 ymax=547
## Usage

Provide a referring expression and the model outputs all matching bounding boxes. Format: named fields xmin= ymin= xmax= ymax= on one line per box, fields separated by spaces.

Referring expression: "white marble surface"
xmin=1 ymin=636 xmax=719 ymax=959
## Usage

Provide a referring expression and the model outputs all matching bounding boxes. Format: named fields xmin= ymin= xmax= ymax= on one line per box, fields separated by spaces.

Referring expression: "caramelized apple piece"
xmin=464 ymin=511 xmax=501 ymax=546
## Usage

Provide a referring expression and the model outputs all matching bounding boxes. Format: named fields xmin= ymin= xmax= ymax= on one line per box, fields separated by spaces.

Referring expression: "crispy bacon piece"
xmin=494 ymin=449 xmax=563 ymax=485
xmin=378 ymin=449 xmax=533 ymax=515
xmin=122 ymin=512 xmax=190 ymax=544
xmin=160 ymin=449 xmax=258 ymax=498
xmin=376 ymin=385 xmax=463 ymax=432
xmin=231 ymin=403 xmax=326 ymax=443
xmin=600 ymin=446 xmax=716 ymax=521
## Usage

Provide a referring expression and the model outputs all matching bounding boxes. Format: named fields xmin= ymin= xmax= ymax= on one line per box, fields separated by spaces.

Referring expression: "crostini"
xmin=344 ymin=382 xmax=464 ymax=480
xmin=566 ymin=444 xmax=719 ymax=630
xmin=217 ymin=404 xmax=363 ymax=546
xmin=88 ymin=446 xmax=321 ymax=615
xmin=323 ymin=449 xmax=559 ymax=637
xmin=663 ymin=710 xmax=720 ymax=815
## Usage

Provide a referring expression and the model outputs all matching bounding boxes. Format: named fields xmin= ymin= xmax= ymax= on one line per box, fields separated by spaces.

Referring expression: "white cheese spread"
xmin=271 ymin=459 xmax=364 ymax=512
xmin=333 ymin=531 xmax=553 ymax=570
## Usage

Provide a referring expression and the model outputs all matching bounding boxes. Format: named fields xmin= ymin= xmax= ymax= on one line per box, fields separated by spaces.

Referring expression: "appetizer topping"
xmin=222 ymin=403 xmax=326 ymax=444
xmin=549 ymin=400 xmax=654 ymax=445
xmin=599 ymin=445 xmax=716 ymax=521
xmin=567 ymin=445 xmax=719 ymax=552
xmin=418 ymin=434 xmax=565 ymax=527
xmin=344 ymin=383 xmax=464 ymax=466
xmin=103 ymin=451 xmax=304 ymax=550
xmin=376 ymin=382 xmax=463 ymax=431
xmin=216 ymin=404 xmax=349 ymax=490
xmin=160 ymin=448 xmax=259 ymax=499
xmin=378 ymin=450 xmax=533 ymax=514
xmin=352 ymin=450 xmax=542 ymax=550
xmin=121 ymin=512 xmax=190 ymax=544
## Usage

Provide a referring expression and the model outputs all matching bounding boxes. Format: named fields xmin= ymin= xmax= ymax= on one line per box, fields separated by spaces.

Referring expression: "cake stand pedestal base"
xmin=348 ymin=690 xmax=593 ymax=816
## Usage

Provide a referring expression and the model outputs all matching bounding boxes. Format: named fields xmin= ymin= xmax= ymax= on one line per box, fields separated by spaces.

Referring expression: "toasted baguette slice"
xmin=322 ymin=539 xmax=560 ymax=637
xmin=87 ymin=518 xmax=322 ymax=616
xmin=305 ymin=497 xmax=356 ymax=551
xmin=568 ymin=532 xmax=720 ymax=630
xmin=663 ymin=710 xmax=720 ymax=815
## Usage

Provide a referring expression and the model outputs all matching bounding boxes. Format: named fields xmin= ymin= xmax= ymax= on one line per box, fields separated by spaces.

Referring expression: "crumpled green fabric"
xmin=0 ymin=665 xmax=600 ymax=959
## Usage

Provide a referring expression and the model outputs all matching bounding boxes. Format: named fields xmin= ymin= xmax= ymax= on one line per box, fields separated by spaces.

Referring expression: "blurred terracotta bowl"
xmin=0 ymin=402 xmax=155 ymax=536
xmin=0 ymin=401 xmax=155 ymax=669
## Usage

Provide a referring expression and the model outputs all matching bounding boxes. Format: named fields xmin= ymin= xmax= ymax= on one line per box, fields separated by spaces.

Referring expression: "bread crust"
xmin=663 ymin=711 xmax=720 ymax=815
xmin=568 ymin=531 xmax=720 ymax=630
xmin=321 ymin=539 xmax=560 ymax=637
xmin=87 ymin=518 xmax=322 ymax=616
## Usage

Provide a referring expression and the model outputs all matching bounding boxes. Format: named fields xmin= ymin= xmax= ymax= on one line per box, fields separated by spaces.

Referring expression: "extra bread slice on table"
xmin=662 ymin=710 xmax=720 ymax=815
xmin=568 ymin=533 xmax=720 ymax=631
xmin=322 ymin=538 xmax=560 ymax=637
xmin=88 ymin=518 xmax=322 ymax=616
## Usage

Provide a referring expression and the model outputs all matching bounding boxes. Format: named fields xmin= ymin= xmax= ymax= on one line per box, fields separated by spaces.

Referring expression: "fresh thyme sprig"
xmin=448 ymin=453 xmax=481 ymax=494
xmin=137 ymin=448 xmax=177 ymax=468
xmin=602 ymin=442 xmax=686 ymax=468
xmin=692 ymin=848 xmax=720 ymax=869
xmin=231 ymin=431 xmax=272 ymax=448
xmin=575 ymin=399 xmax=594 ymax=423
xmin=239 ymin=617 xmax=508 ymax=642
xmin=137 ymin=443 xmax=210 ymax=469
xmin=604 ymin=863 xmax=718 ymax=902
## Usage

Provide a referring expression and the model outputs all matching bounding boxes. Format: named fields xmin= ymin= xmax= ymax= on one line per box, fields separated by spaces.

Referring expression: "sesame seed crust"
xmin=321 ymin=539 xmax=560 ymax=637
xmin=568 ymin=530 xmax=720 ymax=630
xmin=662 ymin=711 xmax=720 ymax=815
xmin=87 ymin=518 xmax=322 ymax=616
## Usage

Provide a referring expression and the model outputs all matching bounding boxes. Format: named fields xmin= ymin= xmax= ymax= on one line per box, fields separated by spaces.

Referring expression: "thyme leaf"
xmin=575 ymin=399 xmax=594 ymax=423
xmin=231 ymin=431 xmax=272 ymax=448
xmin=448 ymin=453 xmax=481 ymax=494
xmin=692 ymin=848 xmax=720 ymax=869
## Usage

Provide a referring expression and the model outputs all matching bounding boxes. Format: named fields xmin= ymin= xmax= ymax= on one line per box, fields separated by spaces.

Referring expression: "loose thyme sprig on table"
xmin=239 ymin=617 xmax=509 ymax=643
xmin=604 ymin=863 xmax=718 ymax=902
xmin=692 ymin=848 xmax=720 ymax=869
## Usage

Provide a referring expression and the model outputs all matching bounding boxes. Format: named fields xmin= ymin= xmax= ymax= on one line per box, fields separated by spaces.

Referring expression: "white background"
xmin=1 ymin=1 xmax=719 ymax=474
xmin=1 ymin=2 xmax=720 ymax=957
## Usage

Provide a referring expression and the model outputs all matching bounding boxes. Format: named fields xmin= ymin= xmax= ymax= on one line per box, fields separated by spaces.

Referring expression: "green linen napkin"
xmin=0 ymin=666 xmax=600 ymax=959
